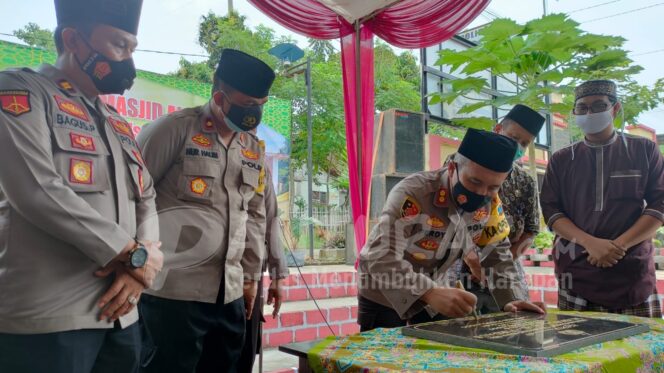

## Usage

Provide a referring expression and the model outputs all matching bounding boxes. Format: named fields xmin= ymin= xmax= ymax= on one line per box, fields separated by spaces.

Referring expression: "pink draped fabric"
xmin=248 ymin=0 xmax=489 ymax=254
xmin=339 ymin=24 xmax=375 ymax=257
xmin=248 ymin=0 xmax=351 ymax=39
xmin=367 ymin=0 xmax=490 ymax=48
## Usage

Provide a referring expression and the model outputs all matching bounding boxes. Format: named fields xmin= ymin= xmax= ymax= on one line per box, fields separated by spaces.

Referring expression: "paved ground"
xmin=252 ymin=348 xmax=299 ymax=373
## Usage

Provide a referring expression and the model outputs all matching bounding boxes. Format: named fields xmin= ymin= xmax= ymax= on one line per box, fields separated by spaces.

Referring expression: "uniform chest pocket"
xmin=607 ymin=169 xmax=645 ymax=201
xmin=177 ymin=158 xmax=220 ymax=205
xmin=51 ymin=126 xmax=111 ymax=193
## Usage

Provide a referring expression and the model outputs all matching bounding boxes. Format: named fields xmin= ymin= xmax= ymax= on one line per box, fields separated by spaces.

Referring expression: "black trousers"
xmin=139 ymin=289 xmax=246 ymax=373
xmin=357 ymin=296 xmax=448 ymax=332
xmin=237 ymin=276 xmax=264 ymax=373
xmin=0 ymin=322 xmax=141 ymax=373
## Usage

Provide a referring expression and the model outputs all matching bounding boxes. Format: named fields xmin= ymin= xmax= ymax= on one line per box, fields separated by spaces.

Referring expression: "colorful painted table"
xmin=279 ymin=310 xmax=664 ymax=372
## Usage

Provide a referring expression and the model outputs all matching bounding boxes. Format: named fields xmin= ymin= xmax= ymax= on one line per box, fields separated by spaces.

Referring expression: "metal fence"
xmin=290 ymin=207 xmax=351 ymax=237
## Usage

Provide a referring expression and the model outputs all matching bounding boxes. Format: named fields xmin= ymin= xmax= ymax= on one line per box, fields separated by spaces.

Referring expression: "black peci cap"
xmin=458 ymin=128 xmax=518 ymax=173
xmin=55 ymin=0 xmax=143 ymax=35
xmin=504 ymin=104 xmax=546 ymax=136
xmin=215 ymin=49 xmax=276 ymax=98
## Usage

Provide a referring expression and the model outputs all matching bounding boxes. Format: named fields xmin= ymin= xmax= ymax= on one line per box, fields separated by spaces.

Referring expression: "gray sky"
xmin=1 ymin=0 xmax=662 ymax=132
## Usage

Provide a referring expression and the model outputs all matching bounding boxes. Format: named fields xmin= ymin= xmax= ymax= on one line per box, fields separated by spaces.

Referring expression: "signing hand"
xmin=421 ymin=287 xmax=477 ymax=318
xmin=244 ymin=281 xmax=258 ymax=320
xmin=95 ymin=265 xmax=144 ymax=322
xmin=266 ymin=278 xmax=284 ymax=318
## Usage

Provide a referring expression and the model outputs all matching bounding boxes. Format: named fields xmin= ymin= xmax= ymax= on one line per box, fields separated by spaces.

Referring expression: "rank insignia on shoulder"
xmin=426 ymin=216 xmax=446 ymax=229
xmin=54 ymin=95 xmax=90 ymax=121
xmin=241 ymin=148 xmax=259 ymax=160
xmin=57 ymin=79 xmax=77 ymax=95
xmin=70 ymin=132 xmax=95 ymax=152
xmin=0 ymin=90 xmax=31 ymax=117
xmin=190 ymin=177 xmax=208 ymax=195
xmin=192 ymin=134 xmax=212 ymax=148
xmin=434 ymin=187 xmax=448 ymax=207
xmin=69 ymin=158 xmax=93 ymax=184
xmin=203 ymin=118 xmax=215 ymax=131
xmin=400 ymin=196 xmax=420 ymax=219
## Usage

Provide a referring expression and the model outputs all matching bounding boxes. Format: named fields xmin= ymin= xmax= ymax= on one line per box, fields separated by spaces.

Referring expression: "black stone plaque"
xmin=402 ymin=312 xmax=649 ymax=357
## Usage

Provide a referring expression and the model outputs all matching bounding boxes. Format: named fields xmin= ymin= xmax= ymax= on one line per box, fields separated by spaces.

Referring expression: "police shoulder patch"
xmin=70 ymin=132 xmax=96 ymax=152
xmin=69 ymin=158 xmax=93 ymax=184
xmin=410 ymin=252 xmax=429 ymax=261
xmin=415 ymin=238 xmax=439 ymax=251
xmin=473 ymin=207 xmax=488 ymax=222
xmin=400 ymin=196 xmax=420 ymax=219
xmin=241 ymin=148 xmax=260 ymax=160
xmin=108 ymin=116 xmax=134 ymax=137
xmin=426 ymin=216 xmax=446 ymax=229
xmin=0 ymin=90 xmax=31 ymax=117
xmin=190 ymin=177 xmax=208 ymax=195
xmin=54 ymin=95 xmax=89 ymax=121
xmin=192 ymin=133 xmax=212 ymax=148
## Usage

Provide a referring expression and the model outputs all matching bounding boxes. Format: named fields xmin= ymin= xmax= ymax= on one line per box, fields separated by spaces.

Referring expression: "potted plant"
xmin=530 ymin=231 xmax=554 ymax=266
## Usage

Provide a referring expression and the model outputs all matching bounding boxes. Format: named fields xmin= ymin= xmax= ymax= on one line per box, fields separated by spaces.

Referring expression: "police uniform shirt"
xmin=358 ymin=169 xmax=527 ymax=319
xmin=0 ymin=64 xmax=158 ymax=334
xmin=137 ymin=103 xmax=266 ymax=304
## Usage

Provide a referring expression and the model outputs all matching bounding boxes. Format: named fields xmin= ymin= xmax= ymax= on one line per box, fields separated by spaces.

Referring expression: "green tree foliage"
xmin=173 ymin=58 xmax=214 ymax=84
xmin=13 ymin=22 xmax=55 ymax=51
xmin=374 ymin=41 xmax=420 ymax=112
xmin=430 ymin=13 xmax=664 ymax=129
xmin=308 ymin=39 xmax=335 ymax=62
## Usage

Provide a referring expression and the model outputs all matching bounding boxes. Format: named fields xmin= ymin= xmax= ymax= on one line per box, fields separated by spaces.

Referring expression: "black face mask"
xmin=221 ymin=91 xmax=263 ymax=132
xmin=76 ymin=36 xmax=136 ymax=95
xmin=451 ymin=163 xmax=491 ymax=213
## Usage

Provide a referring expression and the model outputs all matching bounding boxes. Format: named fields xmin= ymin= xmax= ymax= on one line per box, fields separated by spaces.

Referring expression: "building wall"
xmin=626 ymin=124 xmax=657 ymax=142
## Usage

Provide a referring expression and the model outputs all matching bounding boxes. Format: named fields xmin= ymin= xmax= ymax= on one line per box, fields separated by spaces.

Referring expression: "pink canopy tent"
xmin=248 ymin=0 xmax=490 ymax=255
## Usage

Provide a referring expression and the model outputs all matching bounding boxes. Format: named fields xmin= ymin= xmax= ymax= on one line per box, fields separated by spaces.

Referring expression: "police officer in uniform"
xmin=137 ymin=49 xmax=274 ymax=372
xmin=358 ymin=129 xmax=545 ymax=331
xmin=0 ymin=1 xmax=163 ymax=372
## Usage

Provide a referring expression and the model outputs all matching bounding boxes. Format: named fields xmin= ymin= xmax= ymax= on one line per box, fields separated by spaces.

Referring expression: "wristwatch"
xmin=128 ymin=242 xmax=149 ymax=269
